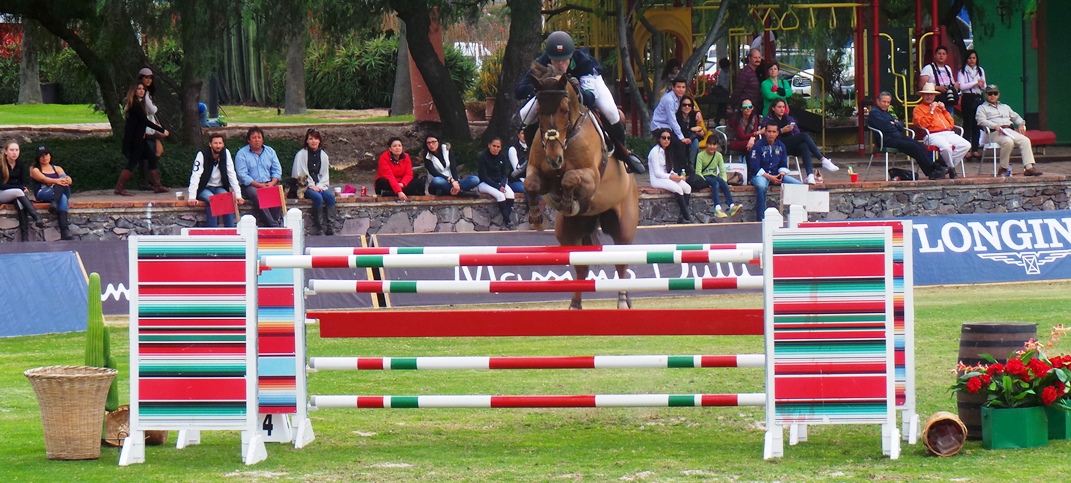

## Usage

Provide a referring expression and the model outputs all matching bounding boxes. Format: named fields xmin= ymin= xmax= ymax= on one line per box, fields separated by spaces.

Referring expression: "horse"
xmin=522 ymin=63 xmax=640 ymax=309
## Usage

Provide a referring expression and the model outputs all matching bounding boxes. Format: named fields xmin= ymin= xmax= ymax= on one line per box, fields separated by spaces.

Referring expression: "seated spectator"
xmin=975 ymin=84 xmax=1042 ymax=177
xmin=867 ymin=91 xmax=947 ymax=180
xmin=507 ymin=129 xmax=528 ymax=195
xmin=912 ymin=82 xmax=968 ymax=178
xmin=374 ymin=137 xmax=425 ymax=200
xmin=759 ymin=61 xmax=792 ymax=117
xmin=422 ymin=134 xmax=479 ymax=196
xmin=648 ymin=128 xmax=693 ymax=224
xmin=762 ymin=99 xmax=839 ymax=184
xmin=677 ymin=95 xmax=707 ymax=167
xmin=234 ymin=126 xmax=284 ymax=226
xmin=188 ymin=134 xmax=244 ymax=228
xmin=29 ymin=146 xmax=75 ymax=240
xmin=651 ymin=77 xmax=690 ymax=172
xmin=695 ymin=135 xmax=740 ymax=218
xmin=728 ymin=100 xmax=761 ymax=153
xmin=292 ymin=128 xmax=337 ymax=234
xmin=748 ymin=123 xmax=802 ymax=221
xmin=476 ymin=137 xmax=515 ymax=229
xmin=1 ymin=141 xmax=45 ymax=241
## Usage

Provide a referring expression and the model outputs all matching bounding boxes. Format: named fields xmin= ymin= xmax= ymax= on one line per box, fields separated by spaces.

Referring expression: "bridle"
xmin=535 ymin=79 xmax=589 ymax=165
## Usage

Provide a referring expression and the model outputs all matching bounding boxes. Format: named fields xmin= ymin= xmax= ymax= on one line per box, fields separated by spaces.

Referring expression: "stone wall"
xmin=3 ymin=177 xmax=1070 ymax=242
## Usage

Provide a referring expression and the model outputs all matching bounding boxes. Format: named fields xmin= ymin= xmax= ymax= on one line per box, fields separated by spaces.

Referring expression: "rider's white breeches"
xmin=520 ymin=74 xmax=619 ymax=126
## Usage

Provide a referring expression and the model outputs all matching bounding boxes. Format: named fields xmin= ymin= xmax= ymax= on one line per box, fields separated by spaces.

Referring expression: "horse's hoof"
xmin=564 ymin=201 xmax=580 ymax=216
xmin=569 ymin=302 xmax=583 ymax=310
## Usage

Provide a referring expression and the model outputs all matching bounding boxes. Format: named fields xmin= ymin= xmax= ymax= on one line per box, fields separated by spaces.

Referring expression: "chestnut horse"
xmin=523 ymin=64 xmax=639 ymax=309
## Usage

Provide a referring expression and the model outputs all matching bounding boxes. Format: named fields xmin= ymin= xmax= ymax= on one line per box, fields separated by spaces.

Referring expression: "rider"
xmin=515 ymin=31 xmax=647 ymax=174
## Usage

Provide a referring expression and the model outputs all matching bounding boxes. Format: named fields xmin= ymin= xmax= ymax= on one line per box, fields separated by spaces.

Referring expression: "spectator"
xmin=292 ymin=128 xmax=338 ymax=234
xmin=759 ymin=61 xmax=792 ymax=116
xmin=676 ymin=95 xmax=707 ymax=166
xmin=748 ymin=123 xmax=802 ymax=221
xmin=711 ymin=57 xmax=732 ymax=125
xmin=762 ymin=99 xmax=839 ymax=184
xmin=913 ymin=82 xmax=968 ymax=178
xmin=138 ymin=67 xmax=166 ymax=192
xmin=659 ymin=59 xmax=682 ymax=93
xmin=234 ymin=126 xmax=284 ymax=226
xmin=695 ymin=135 xmax=740 ymax=218
xmin=29 ymin=146 xmax=74 ymax=240
xmin=956 ymin=50 xmax=986 ymax=159
xmin=648 ymin=128 xmax=693 ymax=224
xmin=374 ymin=137 xmax=425 ymax=201
xmin=187 ymin=134 xmax=244 ymax=228
xmin=867 ymin=91 xmax=947 ymax=180
xmin=728 ymin=99 xmax=762 ymax=153
xmin=919 ymin=45 xmax=959 ymax=117
xmin=731 ymin=48 xmax=763 ymax=116
xmin=422 ymin=134 xmax=479 ymax=196
xmin=975 ymin=84 xmax=1042 ymax=177
xmin=1 ymin=141 xmax=45 ymax=241
xmin=476 ymin=137 xmax=515 ymax=229
xmin=651 ymin=77 xmax=691 ymax=176
xmin=506 ymin=129 xmax=528 ymax=195
xmin=116 ymin=83 xmax=169 ymax=196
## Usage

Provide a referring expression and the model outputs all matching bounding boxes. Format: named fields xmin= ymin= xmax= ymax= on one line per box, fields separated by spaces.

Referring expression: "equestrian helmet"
xmin=544 ymin=31 xmax=575 ymax=61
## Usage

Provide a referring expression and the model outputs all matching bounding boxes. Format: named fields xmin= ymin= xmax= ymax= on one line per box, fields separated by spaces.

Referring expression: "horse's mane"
xmin=531 ymin=62 xmax=578 ymax=115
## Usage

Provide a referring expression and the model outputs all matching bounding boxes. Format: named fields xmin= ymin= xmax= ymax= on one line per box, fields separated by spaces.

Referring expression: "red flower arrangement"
xmin=951 ymin=340 xmax=1071 ymax=409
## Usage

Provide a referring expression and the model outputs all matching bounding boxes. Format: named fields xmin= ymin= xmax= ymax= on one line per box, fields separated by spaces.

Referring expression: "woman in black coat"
xmin=475 ymin=137 xmax=515 ymax=229
xmin=116 ymin=83 xmax=168 ymax=196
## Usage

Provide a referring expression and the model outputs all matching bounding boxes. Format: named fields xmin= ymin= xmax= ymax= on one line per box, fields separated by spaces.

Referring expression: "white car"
xmin=791 ymin=69 xmax=854 ymax=97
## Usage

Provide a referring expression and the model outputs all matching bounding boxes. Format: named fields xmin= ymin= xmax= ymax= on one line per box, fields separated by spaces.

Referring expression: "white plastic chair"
xmin=865 ymin=125 xmax=917 ymax=181
xmin=980 ymin=126 xmax=1001 ymax=177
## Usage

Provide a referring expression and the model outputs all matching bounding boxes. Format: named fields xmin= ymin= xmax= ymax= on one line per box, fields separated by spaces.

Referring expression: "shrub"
xmin=0 ymin=51 xmax=19 ymax=104
xmin=39 ymin=48 xmax=98 ymax=104
xmin=471 ymin=48 xmax=503 ymax=100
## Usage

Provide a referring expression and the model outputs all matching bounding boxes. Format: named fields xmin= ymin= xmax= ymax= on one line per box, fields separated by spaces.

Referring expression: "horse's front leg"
xmin=570 ymin=264 xmax=589 ymax=310
xmin=560 ymin=169 xmax=597 ymax=217
xmin=523 ymin=176 xmax=546 ymax=230
xmin=615 ymin=263 xmax=631 ymax=309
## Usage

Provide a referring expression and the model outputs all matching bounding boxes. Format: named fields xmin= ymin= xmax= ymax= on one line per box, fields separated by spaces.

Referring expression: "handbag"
xmin=35 ymin=185 xmax=55 ymax=203
xmin=685 ymin=173 xmax=709 ymax=191
xmin=888 ymin=168 xmax=916 ymax=181
xmin=155 ymin=139 xmax=164 ymax=157
xmin=726 ymin=171 xmax=744 ymax=186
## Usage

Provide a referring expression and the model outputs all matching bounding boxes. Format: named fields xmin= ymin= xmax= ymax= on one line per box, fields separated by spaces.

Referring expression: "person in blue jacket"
xmin=748 ymin=123 xmax=801 ymax=221
xmin=516 ymin=31 xmax=645 ymax=174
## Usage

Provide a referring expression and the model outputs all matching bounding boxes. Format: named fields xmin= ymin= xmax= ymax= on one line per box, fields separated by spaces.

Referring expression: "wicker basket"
xmin=103 ymin=405 xmax=168 ymax=447
xmin=24 ymin=366 xmax=118 ymax=460
xmin=923 ymin=411 xmax=969 ymax=457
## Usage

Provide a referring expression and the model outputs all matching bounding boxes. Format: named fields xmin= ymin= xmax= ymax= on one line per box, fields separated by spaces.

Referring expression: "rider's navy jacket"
xmin=515 ymin=48 xmax=602 ymax=103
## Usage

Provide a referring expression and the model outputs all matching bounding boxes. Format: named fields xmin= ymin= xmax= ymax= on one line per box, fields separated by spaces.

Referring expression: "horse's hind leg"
xmin=615 ymin=264 xmax=631 ymax=309
xmin=570 ymin=264 xmax=588 ymax=310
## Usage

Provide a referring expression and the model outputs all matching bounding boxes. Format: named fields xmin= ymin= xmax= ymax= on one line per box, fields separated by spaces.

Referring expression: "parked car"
xmin=791 ymin=68 xmax=855 ymax=97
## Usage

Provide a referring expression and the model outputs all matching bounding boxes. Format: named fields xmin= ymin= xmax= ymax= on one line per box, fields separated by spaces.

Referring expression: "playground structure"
xmin=119 ymin=206 xmax=916 ymax=465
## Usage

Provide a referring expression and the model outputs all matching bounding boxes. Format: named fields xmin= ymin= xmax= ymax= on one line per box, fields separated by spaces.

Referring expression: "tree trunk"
xmin=678 ymin=0 xmax=731 ymax=82
xmin=483 ymin=0 xmax=541 ymax=144
xmin=283 ymin=30 xmax=307 ymax=115
xmin=617 ymin=0 xmax=650 ymax=134
xmin=18 ymin=17 xmax=43 ymax=104
xmin=390 ymin=21 xmax=413 ymax=116
xmin=393 ymin=2 xmax=471 ymax=141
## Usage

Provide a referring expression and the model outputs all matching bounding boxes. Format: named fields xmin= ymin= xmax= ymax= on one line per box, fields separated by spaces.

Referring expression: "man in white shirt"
xmin=975 ymin=84 xmax=1041 ymax=177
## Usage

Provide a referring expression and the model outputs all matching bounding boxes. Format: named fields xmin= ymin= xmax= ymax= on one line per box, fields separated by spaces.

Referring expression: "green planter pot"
xmin=1046 ymin=406 xmax=1071 ymax=440
xmin=981 ymin=406 xmax=1048 ymax=449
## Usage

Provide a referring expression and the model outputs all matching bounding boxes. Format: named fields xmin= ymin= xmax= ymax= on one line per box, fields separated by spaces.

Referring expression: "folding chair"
xmin=865 ymin=125 xmax=916 ymax=181
xmin=980 ymin=126 xmax=1001 ymax=177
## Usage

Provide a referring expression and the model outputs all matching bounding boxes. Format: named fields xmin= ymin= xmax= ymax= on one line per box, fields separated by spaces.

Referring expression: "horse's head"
xmin=530 ymin=63 xmax=582 ymax=171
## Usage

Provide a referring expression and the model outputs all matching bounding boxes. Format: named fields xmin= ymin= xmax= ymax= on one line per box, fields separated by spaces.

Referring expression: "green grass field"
xmin=2 ymin=282 xmax=1070 ymax=482
xmin=0 ymin=104 xmax=412 ymax=125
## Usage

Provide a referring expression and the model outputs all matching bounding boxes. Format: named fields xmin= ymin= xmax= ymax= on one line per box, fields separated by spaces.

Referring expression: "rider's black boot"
xmin=523 ymin=123 xmax=540 ymax=150
xmin=607 ymin=122 xmax=646 ymax=174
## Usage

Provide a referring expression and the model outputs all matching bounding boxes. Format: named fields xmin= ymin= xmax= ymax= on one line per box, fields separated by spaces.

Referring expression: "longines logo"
xmin=914 ymin=216 xmax=1071 ymax=275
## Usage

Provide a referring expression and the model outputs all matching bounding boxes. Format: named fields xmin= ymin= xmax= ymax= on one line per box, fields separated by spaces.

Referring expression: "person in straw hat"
xmin=913 ymin=82 xmax=968 ymax=179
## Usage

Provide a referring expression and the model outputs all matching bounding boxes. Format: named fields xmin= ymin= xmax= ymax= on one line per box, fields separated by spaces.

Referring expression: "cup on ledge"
xmin=850 ymin=173 xmax=859 ymax=183
xmin=176 ymin=191 xmax=186 ymax=201
xmin=333 ymin=186 xmax=342 ymax=196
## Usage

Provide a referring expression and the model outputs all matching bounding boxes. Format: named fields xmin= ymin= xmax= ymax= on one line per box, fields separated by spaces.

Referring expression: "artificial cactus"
xmin=103 ymin=327 xmax=119 ymax=412
xmin=85 ymin=272 xmax=119 ymax=411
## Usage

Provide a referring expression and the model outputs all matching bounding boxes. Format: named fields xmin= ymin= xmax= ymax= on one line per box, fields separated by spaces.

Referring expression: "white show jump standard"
xmin=262 ymin=249 xmax=758 ymax=270
xmin=306 ymin=243 xmax=764 ymax=257
xmin=308 ymin=354 xmax=766 ymax=371
xmin=306 ymin=276 xmax=765 ymax=294
xmin=310 ymin=393 xmax=768 ymax=409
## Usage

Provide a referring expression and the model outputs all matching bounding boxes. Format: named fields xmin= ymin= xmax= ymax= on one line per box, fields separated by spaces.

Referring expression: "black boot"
xmin=607 ymin=122 xmax=647 ymax=174
xmin=48 ymin=195 xmax=59 ymax=215
xmin=674 ymin=193 xmax=693 ymax=224
xmin=323 ymin=204 xmax=336 ymax=236
xmin=498 ymin=200 xmax=514 ymax=229
xmin=15 ymin=205 xmax=30 ymax=241
xmin=16 ymin=195 xmax=45 ymax=228
xmin=309 ymin=206 xmax=324 ymax=235
xmin=57 ymin=211 xmax=74 ymax=240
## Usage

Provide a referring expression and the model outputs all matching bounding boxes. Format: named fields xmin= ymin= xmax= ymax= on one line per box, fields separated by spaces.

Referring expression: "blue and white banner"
xmin=907 ymin=210 xmax=1071 ymax=285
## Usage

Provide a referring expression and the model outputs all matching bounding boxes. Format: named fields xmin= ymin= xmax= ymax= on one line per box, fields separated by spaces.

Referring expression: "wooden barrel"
xmin=956 ymin=322 xmax=1037 ymax=440
xmin=922 ymin=411 xmax=968 ymax=456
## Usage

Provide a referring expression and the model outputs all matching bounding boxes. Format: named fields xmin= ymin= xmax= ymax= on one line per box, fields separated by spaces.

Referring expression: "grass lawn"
xmin=2 ymin=282 xmax=1070 ymax=481
xmin=0 ymin=104 xmax=412 ymax=126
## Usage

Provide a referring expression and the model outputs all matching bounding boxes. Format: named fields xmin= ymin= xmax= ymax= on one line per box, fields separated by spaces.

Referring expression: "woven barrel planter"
xmin=956 ymin=322 xmax=1037 ymax=440
xmin=25 ymin=366 xmax=118 ymax=460
xmin=922 ymin=411 xmax=968 ymax=456
xmin=103 ymin=405 xmax=169 ymax=447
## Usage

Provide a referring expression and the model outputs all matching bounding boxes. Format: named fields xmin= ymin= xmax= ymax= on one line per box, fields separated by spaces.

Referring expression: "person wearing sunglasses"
xmin=975 ymin=85 xmax=1041 ymax=177
xmin=648 ymin=128 xmax=693 ymax=224
xmin=676 ymin=95 xmax=708 ymax=168
xmin=748 ymin=123 xmax=801 ymax=221
xmin=728 ymin=100 xmax=762 ymax=153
